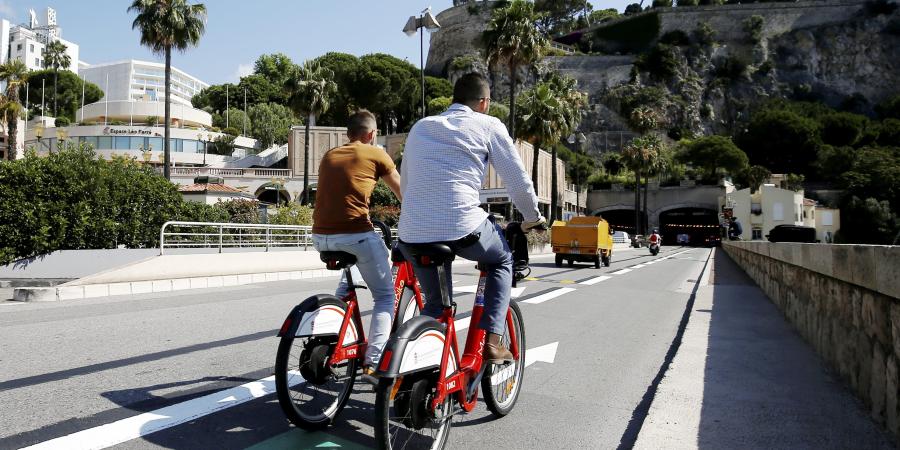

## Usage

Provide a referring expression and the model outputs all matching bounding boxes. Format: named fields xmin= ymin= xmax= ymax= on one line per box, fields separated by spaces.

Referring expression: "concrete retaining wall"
xmin=722 ymin=241 xmax=900 ymax=436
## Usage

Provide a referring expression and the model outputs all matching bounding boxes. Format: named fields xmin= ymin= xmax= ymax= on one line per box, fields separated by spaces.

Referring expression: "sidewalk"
xmin=634 ymin=249 xmax=894 ymax=449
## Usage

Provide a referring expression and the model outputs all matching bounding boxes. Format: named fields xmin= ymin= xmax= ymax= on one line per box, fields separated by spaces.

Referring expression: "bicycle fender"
xmin=376 ymin=316 xmax=457 ymax=378
xmin=277 ymin=294 xmax=359 ymax=345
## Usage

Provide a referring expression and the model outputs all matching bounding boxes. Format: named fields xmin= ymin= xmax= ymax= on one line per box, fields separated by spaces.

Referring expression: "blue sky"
xmin=0 ymin=1 xmax=633 ymax=85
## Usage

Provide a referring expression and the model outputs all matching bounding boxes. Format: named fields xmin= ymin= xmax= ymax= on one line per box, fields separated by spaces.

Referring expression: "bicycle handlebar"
xmin=371 ymin=219 xmax=392 ymax=248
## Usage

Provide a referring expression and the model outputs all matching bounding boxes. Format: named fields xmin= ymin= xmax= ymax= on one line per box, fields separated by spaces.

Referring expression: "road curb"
xmin=12 ymin=268 xmax=342 ymax=302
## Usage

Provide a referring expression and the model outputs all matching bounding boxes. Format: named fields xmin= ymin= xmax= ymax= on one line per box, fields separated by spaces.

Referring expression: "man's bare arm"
xmin=383 ymin=169 xmax=403 ymax=202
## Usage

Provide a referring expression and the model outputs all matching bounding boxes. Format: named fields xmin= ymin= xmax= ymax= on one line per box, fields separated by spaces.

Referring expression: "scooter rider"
xmin=649 ymin=229 xmax=661 ymax=246
xmin=398 ymin=73 xmax=545 ymax=364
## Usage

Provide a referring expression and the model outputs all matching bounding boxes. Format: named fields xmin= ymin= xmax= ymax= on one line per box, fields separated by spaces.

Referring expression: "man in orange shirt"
xmin=312 ymin=110 xmax=402 ymax=377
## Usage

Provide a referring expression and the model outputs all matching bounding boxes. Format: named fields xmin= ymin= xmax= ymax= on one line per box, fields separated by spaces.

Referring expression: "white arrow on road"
xmin=524 ymin=341 xmax=558 ymax=367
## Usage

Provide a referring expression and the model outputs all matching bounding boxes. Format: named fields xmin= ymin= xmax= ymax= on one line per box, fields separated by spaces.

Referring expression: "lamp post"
xmin=198 ymin=132 xmax=210 ymax=166
xmin=403 ymin=8 xmax=441 ymax=119
xmin=35 ymin=123 xmax=44 ymax=154
xmin=568 ymin=132 xmax=587 ymax=216
xmin=55 ymin=128 xmax=68 ymax=153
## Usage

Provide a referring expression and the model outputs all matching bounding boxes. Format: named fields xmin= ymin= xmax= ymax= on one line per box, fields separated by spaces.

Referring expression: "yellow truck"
xmin=551 ymin=216 xmax=614 ymax=268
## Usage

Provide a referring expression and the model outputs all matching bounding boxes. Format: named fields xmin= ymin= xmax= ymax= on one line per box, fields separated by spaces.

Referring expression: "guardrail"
xmin=159 ymin=221 xmax=397 ymax=255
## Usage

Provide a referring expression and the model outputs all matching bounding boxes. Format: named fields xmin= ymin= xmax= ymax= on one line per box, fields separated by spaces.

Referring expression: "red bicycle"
xmin=274 ymin=221 xmax=424 ymax=430
xmin=372 ymin=225 xmax=530 ymax=449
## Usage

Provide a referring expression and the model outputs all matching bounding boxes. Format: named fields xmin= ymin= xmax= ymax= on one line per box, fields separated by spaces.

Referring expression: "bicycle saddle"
xmin=398 ymin=242 xmax=455 ymax=266
xmin=320 ymin=251 xmax=357 ymax=270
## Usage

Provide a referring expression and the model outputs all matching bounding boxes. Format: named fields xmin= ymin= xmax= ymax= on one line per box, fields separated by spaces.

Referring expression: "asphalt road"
xmin=0 ymin=246 xmax=716 ymax=449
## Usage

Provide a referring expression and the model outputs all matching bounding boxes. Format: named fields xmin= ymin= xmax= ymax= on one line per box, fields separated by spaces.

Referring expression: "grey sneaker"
xmin=360 ymin=365 xmax=379 ymax=385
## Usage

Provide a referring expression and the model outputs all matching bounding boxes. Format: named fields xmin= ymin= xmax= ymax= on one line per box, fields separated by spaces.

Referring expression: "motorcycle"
xmin=649 ymin=241 xmax=659 ymax=256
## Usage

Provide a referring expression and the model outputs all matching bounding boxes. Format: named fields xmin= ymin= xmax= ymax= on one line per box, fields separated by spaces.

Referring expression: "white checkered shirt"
xmin=398 ymin=103 xmax=541 ymax=243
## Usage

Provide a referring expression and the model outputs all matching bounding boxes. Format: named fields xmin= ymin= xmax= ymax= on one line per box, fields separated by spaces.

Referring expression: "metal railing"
xmin=159 ymin=221 xmax=397 ymax=255
xmin=169 ymin=167 xmax=293 ymax=178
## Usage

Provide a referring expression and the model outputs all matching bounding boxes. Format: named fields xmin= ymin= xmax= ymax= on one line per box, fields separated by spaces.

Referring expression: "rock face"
xmin=426 ymin=0 xmax=900 ymax=138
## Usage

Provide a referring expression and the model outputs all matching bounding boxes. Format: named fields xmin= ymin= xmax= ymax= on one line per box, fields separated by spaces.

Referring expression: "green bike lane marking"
xmin=245 ymin=429 xmax=367 ymax=450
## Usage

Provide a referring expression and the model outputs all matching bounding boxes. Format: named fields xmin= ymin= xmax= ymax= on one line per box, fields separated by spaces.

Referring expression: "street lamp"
xmin=198 ymin=132 xmax=210 ymax=166
xmin=403 ymin=8 xmax=441 ymax=119
xmin=55 ymin=128 xmax=68 ymax=153
xmin=35 ymin=123 xmax=44 ymax=154
xmin=139 ymin=144 xmax=153 ymax=164
xmin=568 ymin=132 xmax=587 ymax=215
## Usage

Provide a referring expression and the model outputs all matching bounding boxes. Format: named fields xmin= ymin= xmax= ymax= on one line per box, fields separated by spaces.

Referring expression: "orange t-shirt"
xmin=312 ymin=141 xmax=395 ymax=234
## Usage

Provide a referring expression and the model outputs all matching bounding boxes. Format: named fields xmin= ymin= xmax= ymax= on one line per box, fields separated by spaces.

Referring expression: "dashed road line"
xmin=612 ymin=268 xmax=632 ymax=275
xmin=521 ymin=287 xmax=577 ymax=305
xmin=579 ymin=275 xmax=612 ymax=286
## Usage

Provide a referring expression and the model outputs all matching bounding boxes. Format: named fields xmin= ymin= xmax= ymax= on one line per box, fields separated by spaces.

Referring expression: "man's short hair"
xmin=347 ymin=109 xmax=377 ymax=138
xmin=452 ymin=73 xmax=490 ymax=105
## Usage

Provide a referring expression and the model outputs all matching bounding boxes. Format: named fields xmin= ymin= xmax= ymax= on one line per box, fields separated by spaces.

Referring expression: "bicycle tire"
xmin=393 ymin=284 xmax=421 ymax=332
xmin=275 ymin=296 xmax=358 ymax=430
xmin=482 ymin=300 xmax=526 ymax=417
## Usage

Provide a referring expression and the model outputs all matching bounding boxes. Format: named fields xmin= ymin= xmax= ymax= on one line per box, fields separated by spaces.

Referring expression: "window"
xmin=98 ymin=136 xmax=113 ymax=149
xmin=169 ymin=139 xmax=182 ymax=152
xmin=751 ymin=202 xmax=762 ymax=215
xmin=16 ymin=43 xmax=22 ymax=51
xmin=182 ymin=139 xmax=199 ymax=154
xmin=29 ymin=43 xmax=34 ymax=52
xmin=147 ymin=137 xmax=163 ymax=152
xmin=130 ymin=137 xmax=145 ymax=151
xmin=823 ymin=211 xmax=834 ymax=226
xmin=773 ymin=203 xmax=784 ymax=221
xmin=114 ymin=137 xmax=130 ymax=150
xmin=82 ymin=136 xmax=98 ymax=149
xmin=752 ymin=228 xmax=763 ymax=240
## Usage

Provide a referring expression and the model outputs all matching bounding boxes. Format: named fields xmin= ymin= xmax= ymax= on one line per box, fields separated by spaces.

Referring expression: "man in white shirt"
xmin=398 ymin=73 xmax=545 ymax=363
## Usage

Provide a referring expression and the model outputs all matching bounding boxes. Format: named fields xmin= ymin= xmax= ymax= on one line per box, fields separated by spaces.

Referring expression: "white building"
xmin=0 ymin=7 xmax=80 ymax=74
xmin=81 ymin=60 xmax=208 ymax=107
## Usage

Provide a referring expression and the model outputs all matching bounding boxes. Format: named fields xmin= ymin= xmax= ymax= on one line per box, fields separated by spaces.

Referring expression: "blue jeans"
xmin=312 ymin=231 xmax=394 ymax=366
xmin=401 ymin=218 xmax=512 ymax=335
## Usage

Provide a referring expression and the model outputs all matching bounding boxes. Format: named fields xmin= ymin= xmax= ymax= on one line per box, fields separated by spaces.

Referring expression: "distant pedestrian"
xmin=728 ymin=217 xmax=743 ymax=240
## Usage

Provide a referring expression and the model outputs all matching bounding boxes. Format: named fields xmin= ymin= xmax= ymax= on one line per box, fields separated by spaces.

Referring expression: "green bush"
xmin=591 ymin=11 xmax=660 ymax=53
xmin=370 ymin=205 xmax=400 ymax=227
xmin=738 ymin=108 xmax=820 ymax=175
xmin=692 ymin=22 xmax=716 ymax=46
xmin=677 ymin=0 xmax=699 ymax=5
xmin=270 ymin=203 xmax=313 ymax=226
xmin=370 ymin=180 xmax=400 ymax=207
xmin=713 ymin=55 xmax=749 ymax=81
xmin=877 ymin=94 xmax=900 ymax=120
xmin=636 ymin=43 xmax=680 ymax=79
xmin=54 ymin=117 xmax=71 ymax=127
xmin=742 ymin=15 xmax=764 ymax=43
xmin=659 ymin=30 xmax=690 ymax=46
xmin=877 ymin=118 xmax=900 ymax=146
xmin=216 ymin=198 xmax=259 ymax=223
xmin=0 ymin=144 xmax=192 ymax=264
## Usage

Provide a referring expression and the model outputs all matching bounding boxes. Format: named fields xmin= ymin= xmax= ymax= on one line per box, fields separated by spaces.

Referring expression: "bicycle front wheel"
xmin=375 ymin=375 xmax=452 ymax=450
xmin=482 ymin=300 xmax=526 ymax=417
xmin=274 ymin=299 xmax=358 ymax=430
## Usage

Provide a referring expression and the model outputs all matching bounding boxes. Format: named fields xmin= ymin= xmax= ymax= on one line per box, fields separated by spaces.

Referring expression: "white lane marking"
xmin=579 ymin=275 xmax=612 ymax=286
xmin=492 ymin=342 xmax=558 ymax=385
xmin=455 ymin=316 xmax=471 ymax=332
xmin=0 ymin=302 xmax=25 ymax=306
xmin=521 ymin=287 xmax=576 ymax=305
xmin=21 ymin=371 xmax=305 ymax=450
xmin=611 ymin=268 xmax=632 ymax=275
xmin=632 ymin=264 xmax=646 ymax=268
xmin=454 ymin=285 xmax=526 ymax=298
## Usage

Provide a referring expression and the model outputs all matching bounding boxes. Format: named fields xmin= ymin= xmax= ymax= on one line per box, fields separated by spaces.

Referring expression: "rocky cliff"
xmin=426 ymin=0 xmax=900 ymax=156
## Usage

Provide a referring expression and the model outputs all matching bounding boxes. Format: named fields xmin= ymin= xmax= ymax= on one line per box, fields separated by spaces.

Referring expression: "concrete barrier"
xmin=722 ymin=241 xmax=900 ymax=436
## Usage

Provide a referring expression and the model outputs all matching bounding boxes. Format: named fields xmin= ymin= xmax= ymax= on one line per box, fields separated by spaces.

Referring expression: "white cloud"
xmin=232 ymin=62 xmax=253 ymax=82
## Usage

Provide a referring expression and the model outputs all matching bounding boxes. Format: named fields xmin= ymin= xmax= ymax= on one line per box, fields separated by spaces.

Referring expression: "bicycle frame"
xmin=392 ymin=258 xmax=425 ymax=318
xmin=429 ymin=269 xmax=521 ymax=412
xmin=328 ymin=267 xmax=368 ymax=367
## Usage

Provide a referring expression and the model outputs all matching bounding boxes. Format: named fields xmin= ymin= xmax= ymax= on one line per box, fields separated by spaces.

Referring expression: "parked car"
xmin=766 ymin=225 xmax=817 ymax=243
xmin=631 ymin=234 xmax=646 ymax=248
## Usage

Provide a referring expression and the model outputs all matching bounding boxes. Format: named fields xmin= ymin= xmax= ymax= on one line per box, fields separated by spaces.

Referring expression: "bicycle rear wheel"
xmin=482 ymin=300 xmax=526 ymax=417
xmin=274 ymin=298 xmax=358 ymax=430
xmin=375 ymin=376 xmax=452 ymax=450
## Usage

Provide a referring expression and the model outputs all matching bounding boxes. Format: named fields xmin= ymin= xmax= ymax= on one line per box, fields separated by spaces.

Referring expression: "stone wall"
xmin=656 ymin=0 xmax=867 ymax=43
xmin=723 ymin=241 xmax=900 ymax=436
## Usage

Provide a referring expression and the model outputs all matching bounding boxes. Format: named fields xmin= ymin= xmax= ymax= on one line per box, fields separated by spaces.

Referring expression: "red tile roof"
xmin=803 ymin=198 xmax=817 ymax=206
xmin=179 ymin=183 xmax=245 ymax=194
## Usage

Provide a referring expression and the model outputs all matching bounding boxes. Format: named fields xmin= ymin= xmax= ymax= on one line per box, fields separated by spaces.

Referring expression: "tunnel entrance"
xmin=594 ymin=209 xmax=646 ymax=235
xmin=659 ymin=207 xmax=720 ymax=246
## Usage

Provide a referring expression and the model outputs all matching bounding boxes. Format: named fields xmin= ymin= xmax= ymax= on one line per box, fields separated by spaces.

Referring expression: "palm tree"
xmin=482 ymin=0 xmax=547 ymax=140
xmin=286 ymin=61 xmax=337 ymax=205
xmin=42 ymin=40 xmax=71 ymax=117
xmin=129 ymin=0 xmax=207 ymax=181
xmin=517 ymin=74 xmax=586 ymax=221
xmin=626 ymin=105 xmax=662 ymax=234
xmin=622 ymin=134 xmax=661 ymax=235
xmin=0 ymin=60 xmax=29 ymax=160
